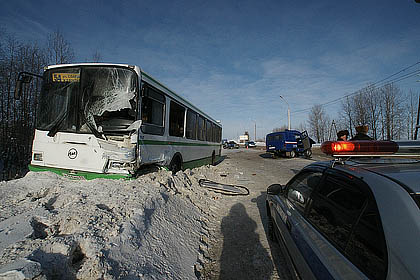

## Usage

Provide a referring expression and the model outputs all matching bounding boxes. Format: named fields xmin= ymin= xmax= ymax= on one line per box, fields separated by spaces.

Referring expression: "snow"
xmin=0 ymin=166 xmax=228 ymax=279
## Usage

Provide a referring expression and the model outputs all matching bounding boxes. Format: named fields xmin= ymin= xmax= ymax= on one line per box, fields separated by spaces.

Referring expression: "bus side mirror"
xmin=14 ymin=74 xmax=33 ymax=100
xmin=14 ymin=80 xmax=23 ymax=100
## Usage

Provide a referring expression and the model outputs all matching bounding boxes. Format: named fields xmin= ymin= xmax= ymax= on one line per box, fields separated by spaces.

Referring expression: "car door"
xmin=270 ymin=169 xmax=323 ymax=280
xmin=302 ymin=169 xmax=388 ymax=280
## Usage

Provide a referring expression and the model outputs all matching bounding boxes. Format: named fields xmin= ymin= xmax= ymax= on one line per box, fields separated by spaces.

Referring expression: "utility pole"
xmin=250 ymin=119 xmax=257 ymax=141
xmin=415 ymin=77 xmax=420 ymax=140
xmin=328 ymin=120 xmax=337 ymax=140
xmin=280 ymin=96 xmax=291 ymax=130
xmin=415 ymin=95 xmax=420 ymax=140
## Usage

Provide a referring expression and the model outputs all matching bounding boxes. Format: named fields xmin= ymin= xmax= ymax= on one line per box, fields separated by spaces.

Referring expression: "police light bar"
xmin=321 ymin=140 xmax=420 ymax=157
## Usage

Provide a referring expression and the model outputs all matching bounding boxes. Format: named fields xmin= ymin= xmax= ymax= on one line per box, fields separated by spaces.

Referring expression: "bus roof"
xmin=45 ymin=63 xmax=134 ymax=70
xmin=44 ymin=63 xmax=221 ymax=127
xmin=140 ymin=70 xmax=220 ymax=126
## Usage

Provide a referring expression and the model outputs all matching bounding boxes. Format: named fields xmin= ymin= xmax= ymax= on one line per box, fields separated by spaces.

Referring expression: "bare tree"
xmin=406 ymin=90 xmax=419 ymax=140
xmin=364 ymin=84 xmax=381 ymax=140
xmin=379 ymin=84 xmax=405 ymax=140
xmin=352 ymin=90 xmax=370 ymax=127
xmin=308 ymin=104 xmax=329 ymax=143
xmin=272 ymin=125 xmax=288 ymax=132
xmin=47 ymin=30 xmax=74 ymax=64
xmin=91 ymin=50 xmax=102 ymax=63
xmin=298 ymin=122 xmax=307 ymax=132
xmin=1 ymin=28 xmax=72 ymax=180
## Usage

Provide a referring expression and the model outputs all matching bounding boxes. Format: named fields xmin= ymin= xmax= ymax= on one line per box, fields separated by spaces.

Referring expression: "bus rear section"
xmin=137 ymin=72 xmax=222 ymax=173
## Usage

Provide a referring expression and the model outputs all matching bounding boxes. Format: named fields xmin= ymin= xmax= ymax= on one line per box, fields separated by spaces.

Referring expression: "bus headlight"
xmin=107 ymin=161 xmax=133 ymax=174
xmin=33 ymin=152 xmax=43 ymax=161
xmin=110 ymin=161 xmax=126 ymax=169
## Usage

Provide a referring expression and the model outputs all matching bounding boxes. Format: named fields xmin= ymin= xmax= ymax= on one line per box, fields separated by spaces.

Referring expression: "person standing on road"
xmin=337 ymin=130 xmax=349 ymax=141
xmin=350 ymin=125 xmax=373 ymax=140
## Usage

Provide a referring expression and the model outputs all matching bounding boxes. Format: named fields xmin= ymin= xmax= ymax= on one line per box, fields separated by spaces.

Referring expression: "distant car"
xmin=266 ymin=140 xmax=420 ymax=280
xmin=222 ymin=139 xmax=228 ymax=148
xmin=224 ymin=141 xmax=239 ymax=149
xmin=245 ymin=141 xmax=256 ymax=148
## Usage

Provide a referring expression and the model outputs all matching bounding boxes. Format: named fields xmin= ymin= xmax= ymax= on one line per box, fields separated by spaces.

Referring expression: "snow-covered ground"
xmin=0 ymin=166 xmax=229 ymax=279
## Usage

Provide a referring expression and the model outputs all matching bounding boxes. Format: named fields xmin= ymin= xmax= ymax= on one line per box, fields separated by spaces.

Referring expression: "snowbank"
xmin=0 ymin=166 xmax=227 ymax=279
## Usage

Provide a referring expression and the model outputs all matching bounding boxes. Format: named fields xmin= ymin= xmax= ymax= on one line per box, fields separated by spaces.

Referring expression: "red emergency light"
xmin=321 ymin=140 xmax=400 ymax=156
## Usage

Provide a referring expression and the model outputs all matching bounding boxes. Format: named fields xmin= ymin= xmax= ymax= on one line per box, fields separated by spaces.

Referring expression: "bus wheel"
xmin=211 ymin=151 xmax=216 ymax=166
xmin=169 ymin=155 xmax=182 ymax=174
xmin=289 ymin=150 xmax=296 ymax=158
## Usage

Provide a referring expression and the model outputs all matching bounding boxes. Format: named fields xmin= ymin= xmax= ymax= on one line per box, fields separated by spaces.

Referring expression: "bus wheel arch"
xmin=169 ymin=153 xmax=183 ymax=174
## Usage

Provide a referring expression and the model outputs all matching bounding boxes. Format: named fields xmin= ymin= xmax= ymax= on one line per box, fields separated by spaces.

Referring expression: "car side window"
xmin=308 ymin=175 xmax=365 ymax=249
xmin=307 ymin=171 xmax=387 ymax=280
xmin=346 ymin=199 xmax=387 ymax=280
xmin=286 ymin=171 xmax=322 ymax=213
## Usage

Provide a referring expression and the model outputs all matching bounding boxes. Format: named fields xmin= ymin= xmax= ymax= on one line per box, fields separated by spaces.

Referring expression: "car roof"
xmin=267 ymin=130 xmax=300 ymax=136
xmin=350 ymin=159 xmax=420 ymax=193
xmin=305 ymin=158 xmax=420 ymax=193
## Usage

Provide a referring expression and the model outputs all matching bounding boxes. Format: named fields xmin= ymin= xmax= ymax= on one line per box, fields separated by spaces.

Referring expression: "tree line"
xmin=307 ymin=83 xmax=419 ymax=143
xmin=0 ymin=29 xmax=76 ymax=180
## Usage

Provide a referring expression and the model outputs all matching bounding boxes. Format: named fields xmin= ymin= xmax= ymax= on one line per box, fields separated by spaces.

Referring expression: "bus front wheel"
xmin=169 ymin=155 xmax=182 ymax=174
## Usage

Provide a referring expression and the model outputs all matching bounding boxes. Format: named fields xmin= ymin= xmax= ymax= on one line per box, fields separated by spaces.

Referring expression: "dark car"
xmin=224 ymin=140 xmax=239 ymax=149
xmin=266 ymin=140 xmax=420 ymax=280
xmin=245 ymin=141 xmax=256 ymax=148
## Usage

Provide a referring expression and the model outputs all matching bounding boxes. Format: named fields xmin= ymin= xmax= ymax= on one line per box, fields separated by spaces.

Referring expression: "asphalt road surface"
xmin=200 ymin=148 xmax=329 ymax=280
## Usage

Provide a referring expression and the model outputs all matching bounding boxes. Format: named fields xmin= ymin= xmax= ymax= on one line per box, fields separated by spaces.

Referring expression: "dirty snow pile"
xmin=0 ymin=166 xmax=227 ymax=279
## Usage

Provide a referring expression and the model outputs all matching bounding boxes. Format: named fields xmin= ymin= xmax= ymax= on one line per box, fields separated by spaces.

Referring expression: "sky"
xmin=1 ymin=0 xmax=420 ymax=140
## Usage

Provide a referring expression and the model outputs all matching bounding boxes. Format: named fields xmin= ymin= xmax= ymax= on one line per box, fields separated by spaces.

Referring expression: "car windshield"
xmin=37 ymin=66 xmax=138 ymax=135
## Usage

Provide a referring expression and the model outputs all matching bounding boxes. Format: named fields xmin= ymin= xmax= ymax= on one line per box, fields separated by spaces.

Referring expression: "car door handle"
xmin=286 ymin=220 xmax=292 ymax=231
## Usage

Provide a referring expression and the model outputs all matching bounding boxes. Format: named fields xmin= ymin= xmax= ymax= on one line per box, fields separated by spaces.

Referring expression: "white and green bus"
xmin=15 ymin=63 xmax=222 ymax=179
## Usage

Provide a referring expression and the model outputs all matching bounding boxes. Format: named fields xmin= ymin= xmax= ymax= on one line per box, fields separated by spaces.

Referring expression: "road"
xmin=200 ymin=148 xmax=328 ymax=280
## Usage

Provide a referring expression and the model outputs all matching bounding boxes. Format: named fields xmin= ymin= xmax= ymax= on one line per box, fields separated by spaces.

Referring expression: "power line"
xmin=373 ymin=61 xmax=420 ymax=85
xmin=290 ymin=61 xmax=420 ymax=116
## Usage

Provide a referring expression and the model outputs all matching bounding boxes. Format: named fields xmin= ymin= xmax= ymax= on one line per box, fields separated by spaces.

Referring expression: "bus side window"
xmin=141 ymin=86 xmax=165 ymax=135
xmin=186 ymin=109 xmax=197 ymax=140
xmin=169 ymin=101 xmax=185 ymax=137
xmin=198 ymin=116 xmax=205 ymax=141
xmin=212 ymin=123 xmax=217 ymax=143
xmin=206 ymin=120 xmax=212 ymax=142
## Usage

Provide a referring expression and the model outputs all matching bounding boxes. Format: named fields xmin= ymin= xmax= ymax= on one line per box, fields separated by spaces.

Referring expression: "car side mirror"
xmin=267 ymin=184 xmax=285 ymax=195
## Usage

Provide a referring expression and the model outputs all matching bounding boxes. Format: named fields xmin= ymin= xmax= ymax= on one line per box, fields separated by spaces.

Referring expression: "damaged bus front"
xmin=20 ymin=64 xmax=141 ymax=179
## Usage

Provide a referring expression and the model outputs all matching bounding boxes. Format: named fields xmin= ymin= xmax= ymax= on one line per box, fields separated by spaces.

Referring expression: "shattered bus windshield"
xmin=37 ymin=66 xmax=138 ymax=136
xmin=37 ymin=68 xmax=79 ymax=132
